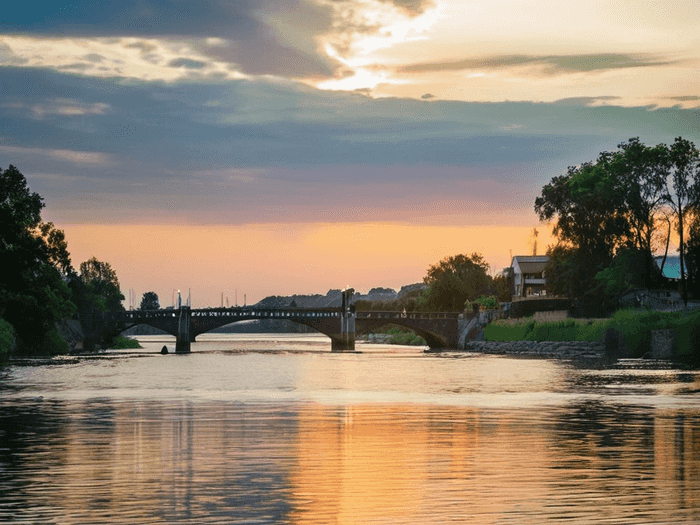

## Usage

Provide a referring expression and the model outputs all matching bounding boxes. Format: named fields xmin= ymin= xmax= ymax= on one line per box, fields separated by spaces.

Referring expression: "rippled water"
xmin=1 ymin=334 xmax=700 ymax=524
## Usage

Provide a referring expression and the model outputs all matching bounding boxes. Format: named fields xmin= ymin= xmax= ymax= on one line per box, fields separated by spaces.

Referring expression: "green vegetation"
xmin=110 ymin=336 xmax=142 ymax=349
xmin=0 ymin=318 xmax=14 ymax=361
xmin=535 ymin=137 xmax=700 ymax=310
xmin=1 ymin=164 xmax=126 ymax=356
xmin=484 ymin=309 xmax=700 ymax=363
xmin=466 ymin=295 xmax=499 ymax=311
xmin=363 ymin=326 xmax=427 ymax=346
xmin=608 ymin=309 xmax=700 ymax=360
xmin=485 ymin=318 xmax=610 ymax=342
xmin=356 ymin=252 xmax=500 ymax=313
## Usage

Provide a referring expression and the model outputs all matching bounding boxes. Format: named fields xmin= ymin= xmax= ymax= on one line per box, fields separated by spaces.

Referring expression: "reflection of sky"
xmin=2 ymin=2 xmax=699 ymax=303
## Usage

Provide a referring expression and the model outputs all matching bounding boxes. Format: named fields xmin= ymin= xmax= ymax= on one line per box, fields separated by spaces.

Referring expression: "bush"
xmin=0 ymin=318 xmax=14 ymax=360
xmin=110 ymin=336 xmax=142 ymax=349
xmin=466 ymin=295 xmax=499 ymax=311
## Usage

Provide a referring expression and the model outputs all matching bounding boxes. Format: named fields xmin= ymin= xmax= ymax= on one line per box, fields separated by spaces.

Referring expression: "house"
xmin=510 ymin=255 xmax=549 ymax=298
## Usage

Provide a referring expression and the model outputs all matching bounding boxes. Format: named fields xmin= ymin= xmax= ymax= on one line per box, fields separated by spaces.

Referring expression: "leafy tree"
xmin=685 ymin=211 xmax=700 ymax=298
xmin=663 ymin=137 xmax=700 ymax=305
xmin=0 ymin=165 xmax=76 ymax=354
xmin=70 ymin=257 xmax=125 ymax=348
xmin=140 ymin=291 xmax=160 ymax=310
xmin=492 ymin=272 xmax=512 ymax=303
xmin=422 ymin=253 xmax=492 ymax=311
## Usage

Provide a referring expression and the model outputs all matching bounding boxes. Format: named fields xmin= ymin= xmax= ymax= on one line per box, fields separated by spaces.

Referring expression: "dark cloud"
xmin=401 ymin=53 xmax=676 ymax=74
xmin=421 ymin=93 xmax=435 ymax=100
xmin=0 ymin=42 xmax=28 ymax=65
xmin=82 ymin=53 xmax=106 ymax=63
xmin=666 ymin=96 xmax=700 ymax=101
xmin=551 ymin=96 xmax=621 ymax=107
xmin=378 ymin=0 xmax=434 ymax=16
xmin=1 ymin=0 xmax=336 ymax=77
xmin=168 ymin=58 xmax=207 ymax=69
xmin=3 ymin=66 xmax=699 ymax=225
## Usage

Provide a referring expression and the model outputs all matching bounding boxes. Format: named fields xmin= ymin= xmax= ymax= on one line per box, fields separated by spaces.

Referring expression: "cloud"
xmin=3 ymin=98 xmax=112 ymax=119
xmin=2 ymin=0 xmax=337 ymax=78
xmin=168 ymin=58 xmax=207 ymax=69
xmin=0 ymin=144 xmax=112 ymax=165
xmin=400 ymin=53 xmax=676 ymax=75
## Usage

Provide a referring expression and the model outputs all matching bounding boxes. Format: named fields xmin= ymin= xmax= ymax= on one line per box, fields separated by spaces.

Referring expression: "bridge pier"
xmin=332 ymin=288 xmax=356 ymax=352
xmin=175 ymin=306 xmax=191 ymax=353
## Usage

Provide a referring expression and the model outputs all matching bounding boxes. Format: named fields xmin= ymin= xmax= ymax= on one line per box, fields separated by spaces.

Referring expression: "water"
xmin=1 ymin=334 xmax=700 ymax=524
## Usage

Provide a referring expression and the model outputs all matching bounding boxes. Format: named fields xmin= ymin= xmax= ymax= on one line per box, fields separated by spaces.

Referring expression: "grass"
xmin=484 ymin=318 xmax=610 ymax=342
xmin=484 ymin=308 xmax=700 ymax=361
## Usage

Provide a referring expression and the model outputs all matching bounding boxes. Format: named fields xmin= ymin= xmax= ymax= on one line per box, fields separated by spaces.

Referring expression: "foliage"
xmin=0 ymin=318 xmax=14 ymax=360
xmin=492 ymin=272 xmax=511 ymax=302
xmin=484 ymin=318 xmax=610 ymax=342
xmin=140 ymin=291 xmax=160 ymax=310
xmin=70 ymin=257 xmax=125 ymax=348
xmin=536 ymin=137 xmax=700 ymax=303
xmin=110 ymin=336 xmax=142 ymax=349
xmin=686 ymin=212 xmax=700 ymax=297
xmin=607 ymin=308 xmax=700 ymax=359
xmin=595 ymin=247 xmax=662 ymax=308
xmin=466 ymin=295 xmax=499 ymax=311
xmin=355 ymin=287 xmax=429 ymax=312
xmin=422 ymin=253 xmax=492 ymax=311
xmin=664 ymin=137 xmax=700 ymax=304
xmin=0 ymin=165 xmax=76 ymax=355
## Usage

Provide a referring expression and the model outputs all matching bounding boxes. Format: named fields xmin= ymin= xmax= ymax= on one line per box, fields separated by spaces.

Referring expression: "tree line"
xmin=535 ymin=137 xmax=700 ymax=311
xmin=355 ymin=252 xmax=510 ymax=312
xmin=0 ymin=165 xmax=126 ymax=356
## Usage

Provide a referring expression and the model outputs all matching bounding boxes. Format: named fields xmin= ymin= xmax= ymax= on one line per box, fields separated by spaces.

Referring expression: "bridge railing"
xmin=355 ymin=311 xmax=461 ymax=320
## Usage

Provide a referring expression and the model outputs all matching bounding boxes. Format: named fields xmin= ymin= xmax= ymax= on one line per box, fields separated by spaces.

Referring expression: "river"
xmin=1 ymin=334 xmax=699 ymax=524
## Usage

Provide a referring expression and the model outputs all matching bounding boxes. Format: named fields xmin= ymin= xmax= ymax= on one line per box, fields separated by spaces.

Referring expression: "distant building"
xmin=510 ymin=255 xmax=549 ymax=298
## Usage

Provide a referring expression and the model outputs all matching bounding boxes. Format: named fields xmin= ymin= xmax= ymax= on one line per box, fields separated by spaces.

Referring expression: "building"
xmin=510 ymin=255 xmax=549 ymax=298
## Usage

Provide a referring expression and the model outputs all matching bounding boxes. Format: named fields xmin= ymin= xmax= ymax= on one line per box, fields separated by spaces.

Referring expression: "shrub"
xmin=110 ymin=336 xmax=142 ymax=349
xmin=0 ymin=318 xmax=14 ymax=360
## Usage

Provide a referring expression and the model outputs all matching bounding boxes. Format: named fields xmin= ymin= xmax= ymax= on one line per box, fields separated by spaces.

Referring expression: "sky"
xmin=2 ymin=1 xmax=699 ymax=306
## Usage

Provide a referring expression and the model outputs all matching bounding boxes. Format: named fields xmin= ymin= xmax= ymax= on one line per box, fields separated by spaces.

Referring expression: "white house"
xmin=511 ymin=255 xmax=549 ymax=298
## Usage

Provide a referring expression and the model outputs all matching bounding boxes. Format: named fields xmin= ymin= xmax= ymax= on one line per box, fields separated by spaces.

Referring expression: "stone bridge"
xmin=121 ymin=306 xmax=469 ymax=353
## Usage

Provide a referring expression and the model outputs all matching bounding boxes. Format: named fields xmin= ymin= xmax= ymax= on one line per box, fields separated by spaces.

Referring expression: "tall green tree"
xmin=422 ymin=253 xmax=492 ymax=311
xmin=0 ymin=165 xmax=75 ymax=354
xmin=139 ymin=291 xmax=160 ymax=310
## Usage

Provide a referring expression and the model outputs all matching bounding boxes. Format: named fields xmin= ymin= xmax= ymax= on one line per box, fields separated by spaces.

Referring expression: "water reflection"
xmin=2 ymin=396 xmax=700 ymax=523
xmin=2 ymin=341 xmax=700 ymax=523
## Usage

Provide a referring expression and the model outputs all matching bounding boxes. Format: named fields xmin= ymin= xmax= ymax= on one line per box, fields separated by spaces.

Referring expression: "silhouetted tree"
xmin=663 ymin=137 xmax=700 ymax=305
xmin=0 ymin=165 xmax=75 ymax=354
xmin=139 ymin=291 xmax=160 ymax=310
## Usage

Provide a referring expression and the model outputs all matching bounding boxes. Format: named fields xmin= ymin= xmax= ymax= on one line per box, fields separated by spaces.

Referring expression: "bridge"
xmin=120 ymin=303 xmax=468 ymax=352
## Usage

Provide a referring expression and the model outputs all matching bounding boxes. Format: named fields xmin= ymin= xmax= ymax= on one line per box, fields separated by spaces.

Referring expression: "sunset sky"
xmin=2 ymin=1 xmax=699 ymax=306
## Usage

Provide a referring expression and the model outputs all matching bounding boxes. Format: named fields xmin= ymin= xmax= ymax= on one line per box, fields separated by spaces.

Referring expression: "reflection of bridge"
xmin=121 ymin=306 xmax=465 ymax=353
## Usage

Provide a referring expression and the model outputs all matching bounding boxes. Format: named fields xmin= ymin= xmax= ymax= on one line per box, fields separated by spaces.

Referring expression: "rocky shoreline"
xmin=463 ymin=340 xmax=605 ymax=359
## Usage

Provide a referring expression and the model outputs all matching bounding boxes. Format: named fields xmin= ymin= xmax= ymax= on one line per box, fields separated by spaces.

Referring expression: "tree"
xmin=0 ymin=165 xmax=76 ymax=354
xmin=140 ymin=291 xmax=160 ymax=310
xmin=663 ymin=137 xmax=700 ymax=305
xmin=70 ymin=256 xmax=125 ymax=348
xmin=684 ymin=211 xmax=700 ymax=298
xmin=422 ymin=253 xmax=492 ymax=311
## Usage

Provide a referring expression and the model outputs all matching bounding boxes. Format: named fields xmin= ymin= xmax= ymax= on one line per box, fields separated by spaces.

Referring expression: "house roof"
xmin=655 ymin=255 xmax=681 ymax=280
xmin=511 ymin=255 xmax=549 ymax=274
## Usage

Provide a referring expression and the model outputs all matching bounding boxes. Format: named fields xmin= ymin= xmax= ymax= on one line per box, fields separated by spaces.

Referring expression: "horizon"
xmin=3 ymin=1 xmax=698 ymax=305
